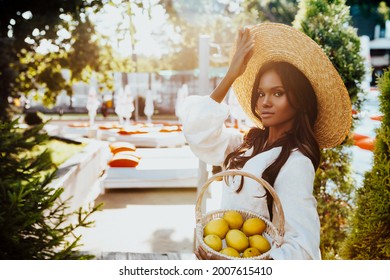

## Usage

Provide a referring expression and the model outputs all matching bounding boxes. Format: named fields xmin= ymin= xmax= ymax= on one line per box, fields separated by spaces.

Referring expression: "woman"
xmin=178 ymin=23 xmax=351 ymax=259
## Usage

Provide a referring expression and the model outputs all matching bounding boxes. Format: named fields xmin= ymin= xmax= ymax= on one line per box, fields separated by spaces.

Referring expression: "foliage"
xmin=33 ymin=139 xmax=86 ymax=168
xmin=378 ymin=1 xmax=390 ymax=19
xmin=243 ymin=0 xmax=299 ymax=24
xmin=294 ymin=0 xmax=366 ymax=259
xmin=314 ymin=145 xmax=355 ymax=259
xmin=0 ymin=119 xmax=101 ymax=259
xmin=0 ymin=0 xmax=105 ymax=121
xmin=341 ymin=69 xmax=390 ymax=260
xmin=294 ymin=0 xmax=366 ymax=111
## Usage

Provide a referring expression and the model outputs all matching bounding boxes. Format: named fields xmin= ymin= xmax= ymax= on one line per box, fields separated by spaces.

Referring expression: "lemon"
xmin=242 ymin=217 xmax=266 ymax=236
xmin=223 ymin=210 xmax=244 ymax=229
xmin=204 ymin=218 xmax=229 ymax=239
xmin=242 ymin=247 xmax=261 ymax=258
xmin=203 ymin=234 xmax=222 ymax=252
xmin=248 ymin=234 xmax=271 ymax=253
xmin=219 ymin=247 xmax=241 ymax=258
xmin=225 ymin=229 xmax=249 ymax=253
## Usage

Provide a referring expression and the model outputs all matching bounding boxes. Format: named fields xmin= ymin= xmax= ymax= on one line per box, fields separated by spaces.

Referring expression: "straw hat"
xmin=231 ymin=22 xmax=351 ymax=148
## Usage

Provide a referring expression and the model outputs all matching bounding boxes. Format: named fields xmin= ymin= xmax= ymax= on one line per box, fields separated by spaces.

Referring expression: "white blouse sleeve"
xmin=177 ymin=95 xmax=243 ymax=166
xmin=269 ymin=152 xmax=321 ymax=260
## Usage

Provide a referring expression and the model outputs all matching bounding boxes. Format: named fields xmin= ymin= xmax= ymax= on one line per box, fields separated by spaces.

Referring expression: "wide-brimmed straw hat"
xmin=231 ymin=22 xmax=351 ymax=148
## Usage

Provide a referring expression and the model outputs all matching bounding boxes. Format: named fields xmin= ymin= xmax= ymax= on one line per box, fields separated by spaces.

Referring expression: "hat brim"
xmin=231 ymin=23 xmax=352 ymax=148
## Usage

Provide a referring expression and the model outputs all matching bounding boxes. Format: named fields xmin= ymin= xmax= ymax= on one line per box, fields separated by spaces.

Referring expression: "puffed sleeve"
xmin=177 ymin=95 xmax=243 ymax=166
xmin=269 ymin=152 xmax=321 ymax=260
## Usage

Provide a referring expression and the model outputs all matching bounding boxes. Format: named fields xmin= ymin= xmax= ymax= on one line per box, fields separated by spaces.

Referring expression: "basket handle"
xmin=195 ymin=169 xmax=285 ymax=237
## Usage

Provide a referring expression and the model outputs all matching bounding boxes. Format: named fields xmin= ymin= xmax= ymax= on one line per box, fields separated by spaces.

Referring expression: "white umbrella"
xmin=86 ymin=86 xmax=100 ymax=127
xmin=122 ymin=84 xmax=135 ymax=128
xmin=115 ymin=87 xmax=125 ymax=125
xmin=144 ymin=89 xmax=154 ymax=123
xmin=175 ymin=84 xmax=189 ymax=118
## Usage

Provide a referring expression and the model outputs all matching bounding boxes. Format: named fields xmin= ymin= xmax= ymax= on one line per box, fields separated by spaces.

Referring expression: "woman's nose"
xmin=262 ymin=95 xmax=271 ymax=107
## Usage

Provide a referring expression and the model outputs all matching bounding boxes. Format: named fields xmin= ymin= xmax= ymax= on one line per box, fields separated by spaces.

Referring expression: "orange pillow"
xmin=352 ymin=132 xmax=369 ymax=141
xmin=354 ymin=137 xmax=375 ymax=151
xmin=109 ymin=152 xmax=140 ymax=168
xmin=117 ymin=128 xmax=148 ymax=135
xmin=109 ymin=142 xmax=136 ymax=154
xmin=159 ymin=125 xmax=182 ymax=133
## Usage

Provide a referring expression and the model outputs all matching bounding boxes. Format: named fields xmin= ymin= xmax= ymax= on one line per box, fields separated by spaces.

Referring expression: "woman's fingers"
xmin=242 ymin=27 xmax=252 ymax=45
xmin=225 ymin=26 xmax=254 ymax=80
xmin=244 ymin=40 xmax=254 ymax=60
xmin=235 ymin=29 xmax=254 ymax=62
xmin=194 ymin=246 xmax=211 ymax=260
xmin=239 ymin=28 xmax=254 ymax=52
xmin=242 ymin=26 xmax=250 ymax=40
xmin=195 ymin=246 xmax=231 ymax=260
xmin=237 ymin=27 xmax=250 ymax=48
xmin=194 ymin=249 xmax=203 ymax=260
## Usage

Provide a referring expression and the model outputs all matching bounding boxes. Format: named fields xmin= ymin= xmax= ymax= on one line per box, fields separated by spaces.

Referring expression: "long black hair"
xmin=224 ymin=61 xmax=321 ymax=219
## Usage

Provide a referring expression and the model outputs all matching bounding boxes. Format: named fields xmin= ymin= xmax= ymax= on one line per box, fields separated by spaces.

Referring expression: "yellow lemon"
xmin=223 ymin=210 xmax=244 ymax=229
xmin=219 ymin=247 xmax=241 ymax=258
xmin=225 ymin=229 xmax=249 ymax=253
xmin=204 ymin=218 xmax=229 ymax=239
xmin=242 ymin=247 xmax=261 ymax=258
xmin=203 ymin=234 xmax=222 ymax=252
xmin=248 ymin=234 xmax=271 ymax=253
xmin=242 ymin=217 xmax=266 ymax=236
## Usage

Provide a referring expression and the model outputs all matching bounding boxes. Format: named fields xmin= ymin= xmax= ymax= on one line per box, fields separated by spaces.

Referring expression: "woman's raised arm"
xmin=210 ymin=27 xmax=254 ymax=103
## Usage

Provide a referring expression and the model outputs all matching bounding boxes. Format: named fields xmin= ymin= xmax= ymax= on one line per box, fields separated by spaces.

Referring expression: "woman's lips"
xmin=260 ymin=112 xmax=274 ymax=118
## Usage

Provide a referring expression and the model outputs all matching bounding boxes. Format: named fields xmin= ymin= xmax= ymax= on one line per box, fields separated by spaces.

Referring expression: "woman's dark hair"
xmin=223 ymin=61 xmax=321 ymax=219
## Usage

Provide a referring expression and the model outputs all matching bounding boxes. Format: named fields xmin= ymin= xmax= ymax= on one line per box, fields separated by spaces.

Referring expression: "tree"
xmin=0 ymin=1 xmax=106 ymax=259
xmin=341 ymin=69 xmax=390 ymax=260
xmin=0 ymin=0 xmax=104 ymax=121
xmin=0 ymin=119 xmax=101 ymax=259
xmin=243 ymin=0 xmax=299 ymax=24
xmin=294 ymin=0 xmax=366 ymax=259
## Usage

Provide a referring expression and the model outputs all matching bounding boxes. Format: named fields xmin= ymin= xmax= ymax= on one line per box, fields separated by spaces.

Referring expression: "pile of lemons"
xmin=203 ymin=210 xmax=271 ymax=258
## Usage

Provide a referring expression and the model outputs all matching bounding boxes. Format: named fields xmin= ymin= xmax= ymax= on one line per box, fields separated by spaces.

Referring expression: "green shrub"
xmin=294 ymin=0 xmax=366 ymax=259
xmin=0 ymin=119 xmax=100 ymax=259
xmin=341 ymin=69 xmax=390 ymax=259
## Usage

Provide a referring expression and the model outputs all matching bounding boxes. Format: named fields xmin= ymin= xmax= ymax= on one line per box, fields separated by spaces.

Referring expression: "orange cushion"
xmin=99 ymin=124 xmax=122 ymax=130
xmin=68 ymin=122 xmax=89 ymax=128
xmin=354 ymin=137 xmax=375 ymax=151
xmin=109 ymin=152 xmax=140 ymax=168
xmin=352 ymin=132 xmax=369 ymax=141
xmin=109 ymin=142 xmax=136 ymax=154
xmin=159 ymin=125 xmax=182 ymax=133
xmin=370 ymin=115 xmax=383 ymax=121
xmin=117 ymin=129 xmax=148 ymax=135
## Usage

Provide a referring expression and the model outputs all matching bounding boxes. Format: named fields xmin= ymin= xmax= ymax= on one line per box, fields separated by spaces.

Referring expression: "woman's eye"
xmin=274 ymin=91 xmax=284 ymax=97
xmin=258 ymin=91 xmax=265 ymax=97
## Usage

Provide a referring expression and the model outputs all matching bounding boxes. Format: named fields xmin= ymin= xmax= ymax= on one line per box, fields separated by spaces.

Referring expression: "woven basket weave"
xmin=195 ymin=169 xmax=285 ymax=260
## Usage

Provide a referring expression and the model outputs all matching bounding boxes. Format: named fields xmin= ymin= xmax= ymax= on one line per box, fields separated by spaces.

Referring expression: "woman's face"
xmin=255 ymin=69 xmax=296 ymax=133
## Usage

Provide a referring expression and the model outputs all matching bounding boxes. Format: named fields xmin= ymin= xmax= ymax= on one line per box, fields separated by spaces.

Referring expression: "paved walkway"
xmin=75 ymin=181 xmax=223 ymax=257
xmin=76 ymin=188 xmax=199 ymax=255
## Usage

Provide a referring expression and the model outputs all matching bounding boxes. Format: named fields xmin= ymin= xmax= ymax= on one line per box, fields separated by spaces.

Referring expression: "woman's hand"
xmin=226 ymin=27 xmax=254 ymax=81
xmin=210 ymin=27 xmax=254 ymax=103
xmin=194 ymin=246 xmax=228 ymax=260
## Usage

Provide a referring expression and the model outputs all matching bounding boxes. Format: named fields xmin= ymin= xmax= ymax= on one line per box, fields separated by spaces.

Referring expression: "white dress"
xmin=178 ymin=95 xmax=321 ymax=260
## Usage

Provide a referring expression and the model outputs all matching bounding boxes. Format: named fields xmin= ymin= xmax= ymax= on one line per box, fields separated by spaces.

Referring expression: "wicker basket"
xmin=195 ymin=169 xmax=285 ymax=260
